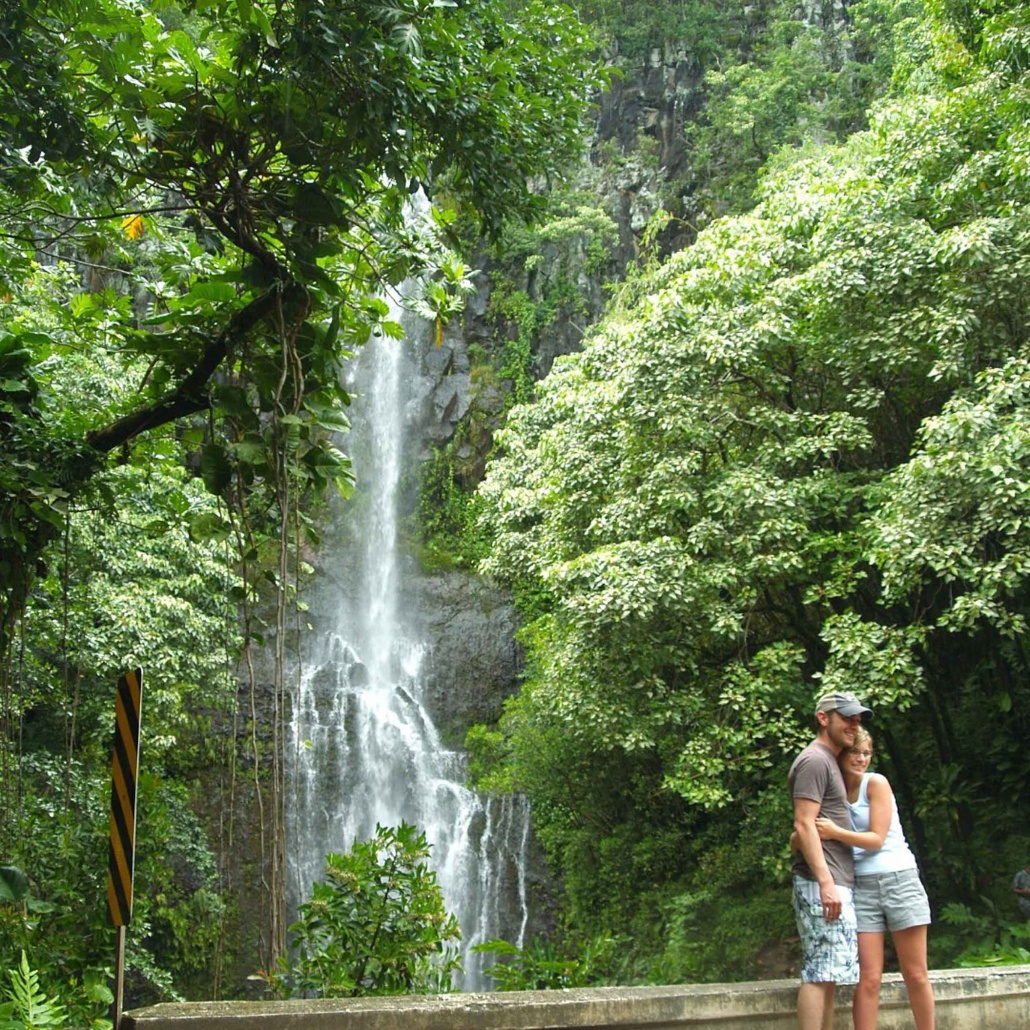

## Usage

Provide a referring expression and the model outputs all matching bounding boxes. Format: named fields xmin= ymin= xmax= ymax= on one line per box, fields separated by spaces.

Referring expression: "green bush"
xmin=268 ymin=824 xmax=461 ymax=998
xmin=473 ymin=935 xmax=616 ymax=990
xmin=936 ymin=903 xmax=1030 ymax=968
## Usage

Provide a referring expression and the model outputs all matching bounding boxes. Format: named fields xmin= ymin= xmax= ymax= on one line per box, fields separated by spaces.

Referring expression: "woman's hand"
xmin=815 ymin=817 xmax=842 ymax=840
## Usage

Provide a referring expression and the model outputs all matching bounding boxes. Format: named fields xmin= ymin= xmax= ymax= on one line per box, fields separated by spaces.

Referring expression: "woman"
xmin=816 ymin=727 xmax=935 ymax=1029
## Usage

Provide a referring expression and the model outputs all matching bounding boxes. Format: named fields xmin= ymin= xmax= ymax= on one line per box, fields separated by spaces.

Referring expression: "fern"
xmin=0 ymin=953 xmax=67 ymax=1030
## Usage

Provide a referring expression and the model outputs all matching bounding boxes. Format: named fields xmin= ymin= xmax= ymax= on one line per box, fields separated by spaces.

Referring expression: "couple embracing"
xmin=789 ymin=691 xmax=935 ymax=1029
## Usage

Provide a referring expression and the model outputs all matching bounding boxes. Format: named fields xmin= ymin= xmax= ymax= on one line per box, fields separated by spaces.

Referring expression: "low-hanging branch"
xmin=85 ymin=280 xmax=307 ymax=455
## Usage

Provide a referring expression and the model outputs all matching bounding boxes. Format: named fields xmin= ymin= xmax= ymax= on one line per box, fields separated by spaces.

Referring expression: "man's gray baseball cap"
xmin=815 ymin=691 xmax=871 ymax=717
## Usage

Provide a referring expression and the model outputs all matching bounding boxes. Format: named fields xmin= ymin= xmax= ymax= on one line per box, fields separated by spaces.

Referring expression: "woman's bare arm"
xmin=815 ymin=774 xmax=892 ymax=850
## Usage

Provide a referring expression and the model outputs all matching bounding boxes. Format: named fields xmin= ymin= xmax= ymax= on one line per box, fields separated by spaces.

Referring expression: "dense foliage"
xmin=266 ymin=824 xmax=461 ymax=998
xmin=475 ymin=0 xmax=1030 ymax=981
xmin=0 ymin=280 xmax=239 ymax=1010
xmin=415 ymin=0 xmax=907 ymax=565
xmin=0 ymin=0 xmax=604 ymax=653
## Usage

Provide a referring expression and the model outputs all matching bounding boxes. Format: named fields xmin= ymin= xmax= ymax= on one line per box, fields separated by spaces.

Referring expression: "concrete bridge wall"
xmin=123 ymin=965 xmax=1030 ymax=1029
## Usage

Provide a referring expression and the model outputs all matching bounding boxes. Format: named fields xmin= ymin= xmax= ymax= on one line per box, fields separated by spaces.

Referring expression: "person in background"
xmin=789 ymin=691 xmax=869 ymax=1030
xmin=1012 ymin=859 xmax=1030 ymax=920
xmin=815 ymin=727 xmax=935 ymax=1030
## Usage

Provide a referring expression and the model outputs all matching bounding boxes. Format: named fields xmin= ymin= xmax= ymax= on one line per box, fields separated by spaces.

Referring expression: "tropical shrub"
xmin=268 ymin=824 xmax=461 ymax=998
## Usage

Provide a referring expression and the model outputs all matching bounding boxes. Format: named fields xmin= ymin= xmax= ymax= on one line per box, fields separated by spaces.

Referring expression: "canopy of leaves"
xmin=0 ymin=0 xmax=605 ymax=649
xmin=476 ymin=0 xmax=1030 ymax=978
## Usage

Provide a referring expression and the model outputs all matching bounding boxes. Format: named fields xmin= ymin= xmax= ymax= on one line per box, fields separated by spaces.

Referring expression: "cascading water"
xmin=287 ymin=291 xmax=531 ymax=991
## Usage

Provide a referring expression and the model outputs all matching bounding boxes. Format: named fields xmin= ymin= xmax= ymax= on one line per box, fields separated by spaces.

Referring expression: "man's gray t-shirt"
xmin=789 ymin=741 xmax=854 ymax=888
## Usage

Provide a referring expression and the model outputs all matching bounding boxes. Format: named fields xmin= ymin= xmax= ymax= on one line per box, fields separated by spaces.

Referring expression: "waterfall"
xmin=287 ymin=289 xmax=531 ymax=992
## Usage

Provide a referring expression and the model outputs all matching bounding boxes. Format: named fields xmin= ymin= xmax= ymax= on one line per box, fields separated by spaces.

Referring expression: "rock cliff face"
xmin=596 ymin=42 xmax=708 ymax=253
xmin=413 ymin=325 xmax=475 ymax=447
xmin=408 ymin=569 xmax=522 ymax=744
xmin=406 ymin=320 xmax=525 ymax=736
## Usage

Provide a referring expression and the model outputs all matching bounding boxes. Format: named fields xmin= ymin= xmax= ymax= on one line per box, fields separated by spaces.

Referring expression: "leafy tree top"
xmin=477 ymin=0 xmax=1030 ymax=807
xmin=0 ymin=0 xmax=606 ymax=647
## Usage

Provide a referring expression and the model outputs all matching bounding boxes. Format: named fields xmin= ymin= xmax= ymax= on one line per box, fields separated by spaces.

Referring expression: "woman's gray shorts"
xmin=853 ymin=867 xmax=931 ymax=933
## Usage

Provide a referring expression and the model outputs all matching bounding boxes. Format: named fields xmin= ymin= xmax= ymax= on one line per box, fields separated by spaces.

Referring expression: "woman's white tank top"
xmin=848 ymin=772 xmax=917 ymax=875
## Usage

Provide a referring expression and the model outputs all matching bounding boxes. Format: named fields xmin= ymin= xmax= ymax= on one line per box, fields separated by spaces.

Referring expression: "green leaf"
xmin=188 ymin=511 xmax=231 ymax=543
xmin=302 ymin=399 xmax=350 ymax=432
xmin=233 ymin=437 xmax=269 ymax=467
xmin=199 ymin=443 xmax=233 ymax=495
xmin=252 ymin=6 xmax=278 ymax=46
xmin=0 ymin=865 xmax=29 ymax=903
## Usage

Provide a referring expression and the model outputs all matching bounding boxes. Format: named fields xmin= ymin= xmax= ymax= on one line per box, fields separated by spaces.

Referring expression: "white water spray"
xmin=287 ymin=294 xmax=531 ymax=990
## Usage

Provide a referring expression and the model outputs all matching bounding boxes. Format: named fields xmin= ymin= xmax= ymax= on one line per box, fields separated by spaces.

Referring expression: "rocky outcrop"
xmin=412 ymin=325 xmax=474 ymax=446
xmin=408 ymin=569 xmax=522 ymax=746
xmin=414 ymin=46 xmax=712 ymax=419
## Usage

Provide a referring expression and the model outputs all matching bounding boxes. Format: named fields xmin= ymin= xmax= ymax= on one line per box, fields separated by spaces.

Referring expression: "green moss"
xmin=410 ymin=418 xmax=493 ymax=572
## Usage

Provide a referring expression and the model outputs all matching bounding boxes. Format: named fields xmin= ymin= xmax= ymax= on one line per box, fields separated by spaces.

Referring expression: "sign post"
xmin=107 ymin=667 xmax=143 ymax=1030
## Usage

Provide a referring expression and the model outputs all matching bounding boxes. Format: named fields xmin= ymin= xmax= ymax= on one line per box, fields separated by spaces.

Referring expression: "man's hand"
xmin=819 ymin=880 xmax=842 ymax=922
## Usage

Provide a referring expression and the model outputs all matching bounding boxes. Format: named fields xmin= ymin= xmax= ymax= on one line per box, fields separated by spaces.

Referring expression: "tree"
xmin=0 ymin=0 xmax=605 ymax=656
xmin=474 ymin=0 xmax=1030 ymax=976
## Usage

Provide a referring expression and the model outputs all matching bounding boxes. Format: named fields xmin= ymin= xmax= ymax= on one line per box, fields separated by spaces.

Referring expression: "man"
xmin=1012 ymin=859 xmax=1030 ymax=920
xmin=789 ymin=690 xmax=872 ymax=1030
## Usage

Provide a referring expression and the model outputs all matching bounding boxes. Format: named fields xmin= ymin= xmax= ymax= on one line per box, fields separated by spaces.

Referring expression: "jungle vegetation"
xmin=1 ymin=0 xmax=1028 ymax=1015
xmin=472 ymin=0 xmax=1030 ymax=984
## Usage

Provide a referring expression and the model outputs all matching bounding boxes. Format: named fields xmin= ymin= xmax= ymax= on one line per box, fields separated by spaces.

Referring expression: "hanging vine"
xmin=212 ymin=524 xmax=241 ymax=1001
xmin=267 ymin=290 xmax=311 ymax=966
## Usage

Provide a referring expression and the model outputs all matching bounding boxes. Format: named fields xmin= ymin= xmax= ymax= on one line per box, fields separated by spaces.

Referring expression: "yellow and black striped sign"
xmin=107 ymin=668 xmax=143 ymax=927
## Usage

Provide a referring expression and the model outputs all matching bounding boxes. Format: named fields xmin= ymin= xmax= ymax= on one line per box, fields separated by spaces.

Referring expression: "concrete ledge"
xmin=122 ymin=965 xmax=1030 ymax=1029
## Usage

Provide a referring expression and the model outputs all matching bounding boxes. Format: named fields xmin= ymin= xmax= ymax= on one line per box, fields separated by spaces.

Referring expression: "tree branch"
xmin=85 ymin=280 xmax=306 ymax=454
